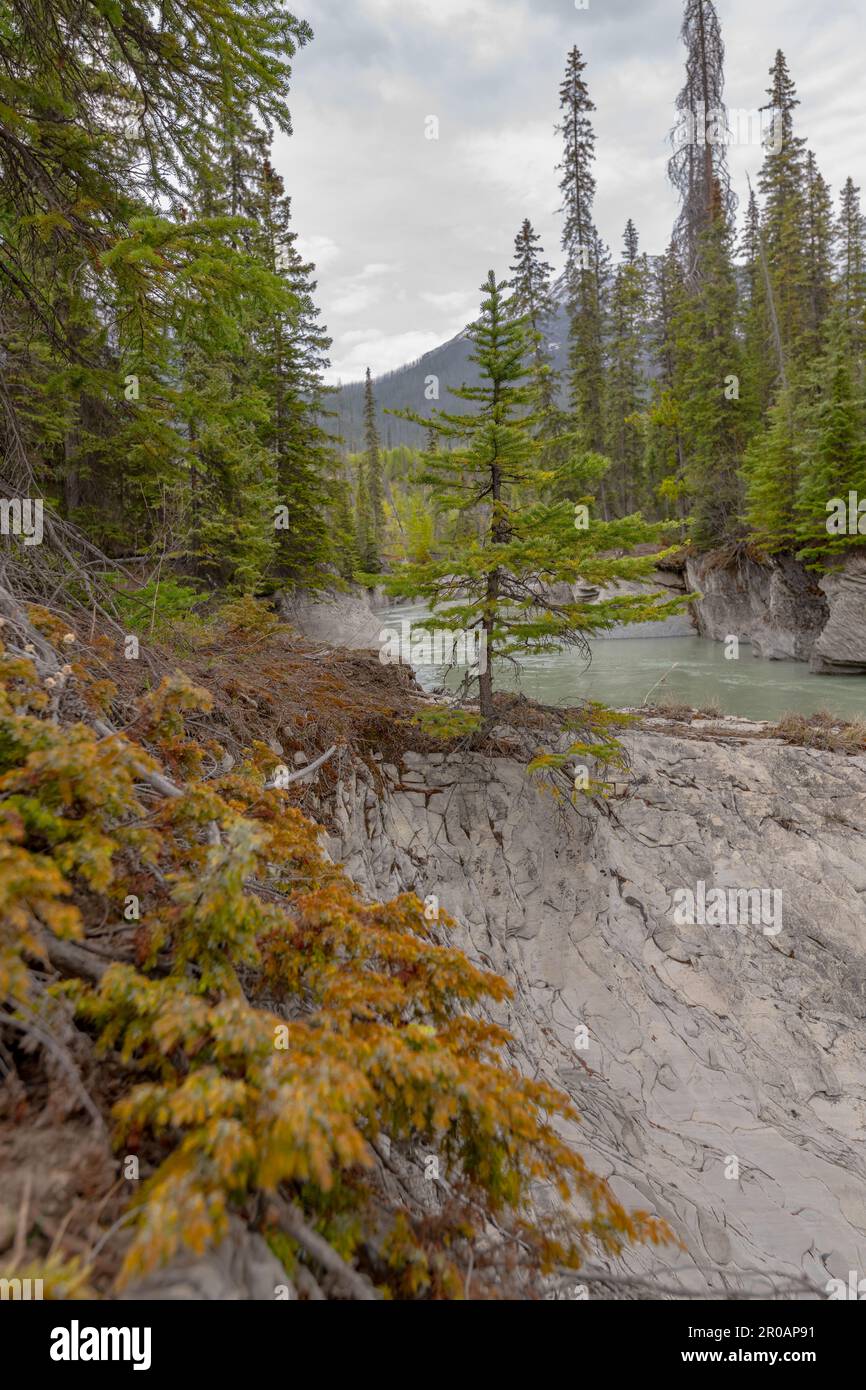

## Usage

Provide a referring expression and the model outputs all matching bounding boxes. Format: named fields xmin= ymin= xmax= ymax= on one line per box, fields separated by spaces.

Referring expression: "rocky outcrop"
xmin=280 ymin=565 xmax=695 ymax=654
xmin=277 ymin=585 xmax=385 ymax=650
xmin=811 ymin=554 xmax=866 ymax=675
xmin=325 ymin=723 xmax=866 ymax=1298
xmin=543 ymin=572 xmax=694 ymax=639
xmin=596 ymin=572 xmax=695 ymax=640
xmin=120 ymin=1219 xmax=288 ymax=1300
xmin=686 ymin=553 xmax=828 ymax=661
xmin=280 ymin=548 xmax=866 ymax=672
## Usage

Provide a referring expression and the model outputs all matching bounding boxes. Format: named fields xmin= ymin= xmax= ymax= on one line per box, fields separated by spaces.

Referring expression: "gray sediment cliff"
xmin=325 ymin=720 xmax=866 ymax=1298
xmin=811 ymin=554 xmax=866 ymax=675
xmin=276 ymin=584 xmax=387 ymax=649
xmin=686 ymin=549 xmax=866 ymax=674
xmin=282 ymin=566 xmax=695 ymax=652
xmin=685 ymin=553 xmax=827 ymax=661
xmin=549 ymin=567 xmax=695 ymax=640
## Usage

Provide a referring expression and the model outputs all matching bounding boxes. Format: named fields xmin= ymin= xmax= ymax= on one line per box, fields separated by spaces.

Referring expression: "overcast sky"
xmin=274 ymin=0 xmax=866 ymax=384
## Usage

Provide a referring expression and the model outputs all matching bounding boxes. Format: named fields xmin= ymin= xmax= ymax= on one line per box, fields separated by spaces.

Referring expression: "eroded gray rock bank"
xmin=327 ymin=724 xmax=866 ymax=1298
xmin=685 ymin=554 xmax=828 ymax=661
xmin=276 ymin=584 xmax=387 ymax=649
xmin=279 ymin=546 xmax=866 ymax=676
xmin=283 ymin=567 xmax=695 ymax=652
xmin=812 ymin=555 xmax=866 ymax=675
xmin=686 ymin=550 xmax=866 ymax=674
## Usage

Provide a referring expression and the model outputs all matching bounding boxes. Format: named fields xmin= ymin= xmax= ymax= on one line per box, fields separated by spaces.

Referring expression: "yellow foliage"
xmin=0 ymin=623 xmax=672 ymax=1298
xmin=0 ymin=1253 xmax=93 ymax=1300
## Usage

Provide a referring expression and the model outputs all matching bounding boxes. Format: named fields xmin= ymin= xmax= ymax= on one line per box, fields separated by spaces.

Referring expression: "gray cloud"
xmin=275 ymin=0 xmax=866 ymax=383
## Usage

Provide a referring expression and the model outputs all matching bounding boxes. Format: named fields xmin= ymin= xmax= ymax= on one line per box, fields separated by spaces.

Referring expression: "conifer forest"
xmin=1 ymin=0 xmax=866 ymax=1347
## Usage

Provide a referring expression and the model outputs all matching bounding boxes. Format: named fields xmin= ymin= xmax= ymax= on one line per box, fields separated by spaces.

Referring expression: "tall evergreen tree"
xmin=251 ymin=149 xmax=337 ymax=586
xmin=332 ymin=465 xmax=360 ymax=581
xmin=803 ymin=151 xmax=835 ymax=356
xmin=836 ymin=176 xmax=866 ymax=371
xmin=356 ymin=367 xmax=385 ymax=571
xmin=795 ymin=314 xmax=866 ymax=565
xmin=741 ymin=386 xmax=801 ymax=553
xmin=384 ymin=272 xmax=686 ymax=720
xmin=738 ymin=187 xmax=778 ymax=436
xmin=674 ymin=218 xmax=745 ymax=546
xmin=509 ymin=218 xmax=559 ymax=426
xmin=756 ymin=51 xmax=810 ymax=368
xmin=604 ymin=221 xmax=649 ymax=515
xmin=667 ymin=0 xmax=743 ymax=546
xmin=556 ymin=48 xmax=607 ymax=471
xmin=180 ymin=121 xmax=286 ymax=591
xmin=0 ymin=0 xmax=331 ymax=597
xmin=643 ymin=245 xmax=688 ymax=521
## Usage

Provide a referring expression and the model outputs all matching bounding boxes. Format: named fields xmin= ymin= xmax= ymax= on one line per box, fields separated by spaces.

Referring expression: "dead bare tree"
xmin=668 ymin=0 xmax=737 ymax=288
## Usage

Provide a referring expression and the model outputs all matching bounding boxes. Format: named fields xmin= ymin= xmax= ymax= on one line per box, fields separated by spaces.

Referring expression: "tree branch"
xmin=268 ymin=1196 xmax=380 ymax=1301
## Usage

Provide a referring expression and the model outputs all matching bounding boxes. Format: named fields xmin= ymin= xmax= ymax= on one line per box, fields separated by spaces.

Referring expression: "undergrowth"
xmin=0 ymin=595 xmax=671 ymax=1298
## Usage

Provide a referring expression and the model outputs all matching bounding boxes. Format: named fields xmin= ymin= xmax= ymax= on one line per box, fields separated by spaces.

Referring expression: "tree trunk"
xmin=479 ymin=566 xmax=497 ymax=721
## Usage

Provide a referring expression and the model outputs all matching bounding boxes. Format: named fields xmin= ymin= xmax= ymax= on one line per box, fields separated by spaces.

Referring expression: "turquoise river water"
xmin=379 ymin=603 xmax=866 ymax=722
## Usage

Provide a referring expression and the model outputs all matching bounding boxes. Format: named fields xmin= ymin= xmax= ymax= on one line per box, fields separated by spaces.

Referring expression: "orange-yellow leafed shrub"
xmin=0 ymin=622 xmax=671 ymax=1298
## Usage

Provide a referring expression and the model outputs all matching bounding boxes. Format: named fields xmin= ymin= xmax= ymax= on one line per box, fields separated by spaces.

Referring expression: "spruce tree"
xmin=356 ymin=367 xmax=385 ymax=572
xmin=0 ymin=0 xmax=322 ymax=595
xmin=836 ymin=176 xmax=866 ymax=371
xmin=756 ymin=51 xmax=810 ymax=367
xmin=509 ymin=218 xmax=559 ymax=426
xmin=738 ymin=187 xmax=778 ymax=434
xmin=741 ymin=387 xmax=801 ymax=552
xmin=674 ymin=218 xmax=745 ymax=546
xmin=354 ymin=461 xmax=375 ymax=575
xmin=795 ymin=314 xmax=866 ymax=565
xmin=803 ymin=151 xmax=835 ymax=356
xmin=250 ymin=147 xmax=337 ymax=587
xmin=667 ymin=0 xmax=743 ymax=546
xmin=332 ymin=468 xmax=360 ymax=581
xmin=643 ymin=246 xmax=688 ymax=522
xmin=604 ymin=221 xmax=649 ymax=515
xmin=180 ymin=122 xmax=286 ymax=591
xmin=384 ymin=272 xmax=686 ymax=721
xmin=556 ymin=48 xmax=607 ymax=469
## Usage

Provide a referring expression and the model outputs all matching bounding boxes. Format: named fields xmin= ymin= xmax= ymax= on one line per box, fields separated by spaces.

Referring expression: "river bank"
xmin=316 ymin=701 xmax=866 ymax=1299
